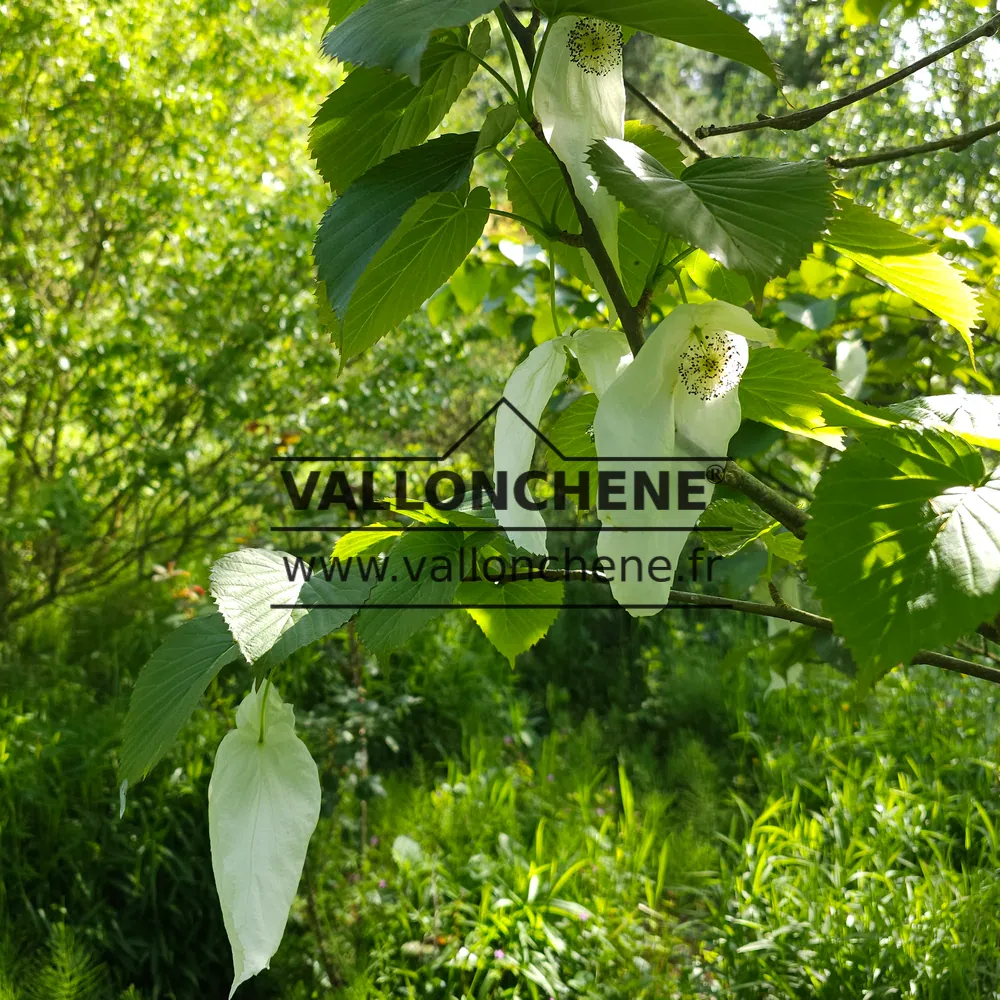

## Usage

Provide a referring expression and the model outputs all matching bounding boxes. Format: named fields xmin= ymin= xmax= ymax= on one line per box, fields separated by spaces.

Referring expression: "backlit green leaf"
xmin=805 ymin=426 xmax=1000 ymax=686
xmin=825 ymin=199 xmax=982 ymax=357
xmin=456 ymin=578 xmax=565 ymax=664
xmin=739 ymin=348 xmax=846 ymax=447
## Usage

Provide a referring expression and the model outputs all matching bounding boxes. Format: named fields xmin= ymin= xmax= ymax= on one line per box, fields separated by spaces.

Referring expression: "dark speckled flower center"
xmin=566 ymin=18 xmax=623 ymax=76
xmin=677 ymin=330 xmax=743 ymax=401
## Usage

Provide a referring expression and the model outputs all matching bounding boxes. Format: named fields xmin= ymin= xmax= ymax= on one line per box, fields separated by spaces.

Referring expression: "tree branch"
xmin=492 ymin=570 xmax=1000 ymax=684
xmin=527 ymin=118 xmax=645 ymax=355
xmin=499 ymin=3 xmax=537 ymax=68
xmin=624 ymin=80 xmax=711 ymax=160
xmin=827 ymin=120 xmax=1000 ymax=169
xmin=696 ymin=12 xmax=1000 ymax=139
xmin=714 ymin=461 xmax=811 ymax=539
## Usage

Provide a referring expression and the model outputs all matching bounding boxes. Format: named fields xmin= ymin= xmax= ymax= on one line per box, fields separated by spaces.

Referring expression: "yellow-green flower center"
xmin=567 ymin=18 xmax=623 ymax=76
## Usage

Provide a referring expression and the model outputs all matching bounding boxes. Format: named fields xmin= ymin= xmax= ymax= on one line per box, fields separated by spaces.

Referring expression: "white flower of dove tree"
xmin=593 ymin=303 xmax=774 ymax=615
xmin=533 ymin=16 xmax=625 ymax=307
xmin=493 ymin=328 xmax=631 ymax=555
xmin=209 ymin=681 xmax=321 ymax=997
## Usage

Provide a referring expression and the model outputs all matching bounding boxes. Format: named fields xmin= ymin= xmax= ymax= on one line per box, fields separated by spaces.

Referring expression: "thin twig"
xmin=696 ymin=12 xmax=1000 ymax=139
xmin=489 ymin=569 xmax=1000 ymax=684
xmin=624 ymin=80 xmax=711 ymax=160
xmin=827 ymin=120 xmax=1000 ymax=169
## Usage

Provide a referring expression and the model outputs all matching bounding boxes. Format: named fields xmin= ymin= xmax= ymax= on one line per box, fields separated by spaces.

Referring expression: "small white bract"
xmin=209 ymin=682 xmax=321 ymax=997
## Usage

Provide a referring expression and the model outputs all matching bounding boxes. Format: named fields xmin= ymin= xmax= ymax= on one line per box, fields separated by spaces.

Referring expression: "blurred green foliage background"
xmin=2 ymin=0 xmax=1000 ymax=996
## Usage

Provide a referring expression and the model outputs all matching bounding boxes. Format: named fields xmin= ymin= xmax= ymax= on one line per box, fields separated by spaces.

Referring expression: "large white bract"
xmin=594 ymin=303 xmax=774 ymax=615
xmin=209 ymin=682 xmax=321 ymax=997
xmin=533 ymin=15 xmax=625 ymax=306
xmin=494 ymin=337 xmax=568 ymax=555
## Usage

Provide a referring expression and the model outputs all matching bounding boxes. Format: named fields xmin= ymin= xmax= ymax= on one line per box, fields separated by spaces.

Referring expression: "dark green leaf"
xmin=323 ymin=0 xmax=495 ymax=82
xmin=505 ymin=137 xmax=587 ymax=279
xmin=588 ymin=141 xmax=834 ymax=290
xmin=314 ymin=131 xmax=479 ymax=325
xmin=312 ymin=25 xmax=488 ymax=194
xmin=805 ymin=426 xmax=1000 ymax=686
xmin=119 ymin=613 xmax=240 ymax=785
xmin=537 ymin=0 xmax=778 ymax=83
xmin=342 ymin=186 xmax=491 ymax=357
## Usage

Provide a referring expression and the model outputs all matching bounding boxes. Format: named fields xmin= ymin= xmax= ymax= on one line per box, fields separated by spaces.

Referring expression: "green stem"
xmin=489 ymin=207 xmax=553 ymax=242
xmin=496 ymin=10 xmax=527 ymax=108
xmin=525 ymin=17 xmax=555 ymax=114
xmin=258 ymin=676 xmax=272 ymax=744
xmin=441 ymin=43 xmax=520 ymax=105
xmin=546 ymin=238 xmax=561 ymax=336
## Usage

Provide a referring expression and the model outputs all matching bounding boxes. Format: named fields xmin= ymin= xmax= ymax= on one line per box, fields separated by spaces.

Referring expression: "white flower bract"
xmin=593 ymin=303 xmax=774 ymax=615
xmin=533 ymin=16 xmax=625 ymax=307
xmin=208 ymin=682 xmax=321 ymax=997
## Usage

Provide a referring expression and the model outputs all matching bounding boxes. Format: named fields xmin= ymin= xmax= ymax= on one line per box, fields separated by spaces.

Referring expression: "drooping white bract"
xmin=495 ymin=329 xmax=633 ymax=554
xmin=593 ymin=303 xmax=774 ymax=615
xmin=495 ymin=337 xmax=568 ymax=555
xmin=533 ymin=16 xmax=625 ymax=306
xmin=835 ymin=339 xmax=868 ymax=398
xmin=209 ymin=682 xmax=321 ymax=997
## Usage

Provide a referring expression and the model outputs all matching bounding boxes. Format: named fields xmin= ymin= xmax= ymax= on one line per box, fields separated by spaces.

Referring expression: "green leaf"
xmin=618 ymin=210 xmax=679 ymax=306
xmin=537 ymin=0 xmax=778 ymax=83
xmin=327 ymin=0 xmax=366 ymax=26
xmin=623 ymin=120 xmax=686 ymax=175
xmin=342 ymin=186 xmax=491 ymax=357
xmin=686 ymin=250 xmax=752 ymax=305
xmin=322 ymin=0 xmax=495 ymax=83
xmin=476 ymin=102 xmax=518 ymax=154
xmin=333 ymin=525 xmax=404 ymax=559
xmin=761 ymin=527 xmax=804 ymax=563
xmin=456 ymin=578 xmax=564 ymax=664
xmin=698 ymin=497 xmax=775 ymax=555
xmin=505 ymin=136 xmax=587 ymax=279
xmin=210 ymin=548 xmax=310 ymax=664
xmin=357 ymin=530 xmax=464 ymax=656
xmin=805 ymin=426 xmax=1000 ymax=686
xmin=890 ymin=394 xmax=1000 ymax=450
xmin=825 ymin=199 xmax=981 ymax=357
xmin=739 ymin=348 xmax=846 ymax=447
xmin=311 ymin=26 xmax=488 ymax=194
xmin=588 ymin=142 xmax=834 ymax=290
xmin=254 ymin=573 xmax=378 ymax=678
xmin=546 ymin=393 xmax=598 ymax=485
xmin=119 ymin=613 xmax=240 ymax=785
xmin=315 ymin=131 xmax=479 ymax=326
